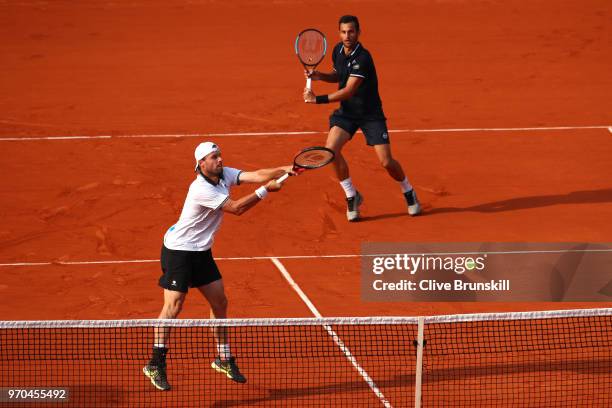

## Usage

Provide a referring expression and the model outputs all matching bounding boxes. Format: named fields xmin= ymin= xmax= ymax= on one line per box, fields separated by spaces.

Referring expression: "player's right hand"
xmin=280 ymin=165 xmax=303 ymax=176
xmin=303 ymin=88 xmax=316 ymax=103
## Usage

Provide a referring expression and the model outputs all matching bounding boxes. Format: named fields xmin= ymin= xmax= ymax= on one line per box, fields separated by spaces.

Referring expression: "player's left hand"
xmin=303 ymin=88 xmax=316 ymax=103
xmin=265 ymin=179 xmax=282 ymax=192
xmin=304 ymin=70 xmax=322 ymax=81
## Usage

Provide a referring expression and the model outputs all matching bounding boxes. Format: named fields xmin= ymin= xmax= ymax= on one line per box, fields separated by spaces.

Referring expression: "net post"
xmin=414 ymin=316 xmax=425 ymax=408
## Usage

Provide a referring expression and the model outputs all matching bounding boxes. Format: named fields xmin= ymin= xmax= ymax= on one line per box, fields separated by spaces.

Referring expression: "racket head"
xmin=293 ymin=146 xmax=335 ymax=169
xmin=294 ymin=28 xmax=327 ymax=68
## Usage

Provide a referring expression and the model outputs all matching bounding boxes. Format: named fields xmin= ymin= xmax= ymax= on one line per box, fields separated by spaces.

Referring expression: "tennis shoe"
xmin=346 ymin=191 xmax=363 ymax=222
xmin=143 ymin=363 xmax=171 ymax=391
xmin=404 ymin=189 xmax=421 ymax=216
xmin=211 ymin=356 xmax=247 ymax=383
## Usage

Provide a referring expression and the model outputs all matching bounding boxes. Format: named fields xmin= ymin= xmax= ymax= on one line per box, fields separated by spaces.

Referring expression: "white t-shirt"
xmin=163 ymin=167 xmax=242 ymax=251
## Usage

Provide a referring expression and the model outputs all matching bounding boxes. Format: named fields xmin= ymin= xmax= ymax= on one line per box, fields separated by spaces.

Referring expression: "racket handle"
xmin=306 ymin=77 xmax=312 ymax=90
xmin=276 ymin=173 xmax=290 ymax=184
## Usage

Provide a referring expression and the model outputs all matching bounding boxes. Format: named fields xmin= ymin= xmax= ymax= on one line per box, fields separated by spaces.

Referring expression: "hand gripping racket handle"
xmin=276 ymin=173 xmax=290 ymax=184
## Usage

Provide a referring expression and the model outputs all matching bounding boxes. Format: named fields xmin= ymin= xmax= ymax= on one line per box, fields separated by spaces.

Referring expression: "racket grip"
xmin=306 ymin=77 xmax=312 ymax=90
xmin=276 ymin=173 xmax=290 ymax=184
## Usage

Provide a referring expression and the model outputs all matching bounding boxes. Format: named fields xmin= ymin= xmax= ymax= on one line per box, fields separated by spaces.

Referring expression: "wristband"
xmin=255 ymin=186 xmax=268 ymax=200
xmin=315 ymin=95 xmax=330 ymax=104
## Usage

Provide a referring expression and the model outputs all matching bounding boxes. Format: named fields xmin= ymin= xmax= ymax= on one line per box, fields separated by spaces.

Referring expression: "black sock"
xmin=150 ymin=346 xmax=168 ymax=367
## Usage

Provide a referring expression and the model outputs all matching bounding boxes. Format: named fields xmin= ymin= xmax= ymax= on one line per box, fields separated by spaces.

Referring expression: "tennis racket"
xmin=294 ymin=28 xmax=327 ymax=91
xmin=277 ymin=146 xmax=335 ymax=184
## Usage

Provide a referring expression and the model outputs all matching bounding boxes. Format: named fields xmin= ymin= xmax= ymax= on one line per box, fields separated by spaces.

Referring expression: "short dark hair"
xmin=338 ymin=15 xmax=360 ymax=31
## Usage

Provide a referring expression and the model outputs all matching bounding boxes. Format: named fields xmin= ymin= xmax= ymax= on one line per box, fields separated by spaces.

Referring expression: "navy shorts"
xmin=159 ymin=245 xmax=222 ymax=293
xmin=329 ymin=112 xmax=390 ymax=146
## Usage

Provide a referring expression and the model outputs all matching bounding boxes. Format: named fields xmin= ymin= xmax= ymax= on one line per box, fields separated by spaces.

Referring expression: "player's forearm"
xmin=306 ymin=76 xmax=359 ymax=104
xmin=318 ymin=71 xmax=339 ymax=83
xmin=326 ymin=86 xmax=357 ymax=102
xmin=224 ymin=193 xmax=262 ymax=216
xmin=252 ymin=168 xmax=286 ymax=182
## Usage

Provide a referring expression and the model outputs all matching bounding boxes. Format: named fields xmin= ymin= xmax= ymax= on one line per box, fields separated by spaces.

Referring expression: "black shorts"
xmin=329 ymin=112 xmax=390 ymax=146
xmin=159 ymin=245 xmax=222 ymax=293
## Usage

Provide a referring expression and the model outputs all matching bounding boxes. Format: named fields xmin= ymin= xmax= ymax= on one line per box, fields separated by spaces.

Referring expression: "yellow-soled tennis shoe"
xmin=143 ymin=364 xmax=171 ymax=391
xmin=211 ymin=356 xmax=247 ymax=383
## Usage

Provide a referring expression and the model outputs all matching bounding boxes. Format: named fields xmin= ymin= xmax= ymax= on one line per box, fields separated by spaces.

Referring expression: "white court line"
xmin=0 ymin=132 xmax=321 ymax=141
xmin=402 ymin=125 xmax=611 ymax=133
xmin=270 ymin=257 xmax=393 ymax=408
xmin=1 ymin=124 xmax=611 ymax=141
xmin=0 ymin=136 xmax=113 ymax=141
xmin=1 ymin=248 xmax=611 ymax=268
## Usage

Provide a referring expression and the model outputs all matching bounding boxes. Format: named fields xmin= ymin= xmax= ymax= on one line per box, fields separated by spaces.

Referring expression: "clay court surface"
xmin=1 ymin=0 xmax=611 ymax=320
xmin=1 ymin=1 xmax=611 ymax=406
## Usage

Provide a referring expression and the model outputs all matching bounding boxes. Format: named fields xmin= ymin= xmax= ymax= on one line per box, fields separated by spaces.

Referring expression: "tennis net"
xmin=0 ymin=308 xmax=610 ymax=407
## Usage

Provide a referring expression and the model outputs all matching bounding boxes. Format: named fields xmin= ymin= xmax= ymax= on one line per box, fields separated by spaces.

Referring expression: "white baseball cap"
xmin=194 ymin=142 xmax=220 ymax=171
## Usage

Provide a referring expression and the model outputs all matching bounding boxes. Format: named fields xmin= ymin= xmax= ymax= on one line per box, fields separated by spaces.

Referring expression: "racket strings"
xmin=296 ymin=31 xmax=326 ymax=65
xmin=294 ymin=149 xmax=334 ymax=168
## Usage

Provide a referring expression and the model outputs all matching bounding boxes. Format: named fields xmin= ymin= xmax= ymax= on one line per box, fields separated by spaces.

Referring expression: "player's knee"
xmin=379 ymin=157 xmax=394 ymax=169
xmin=210 ymin=295 xmax=228 ymax=315
xmin=163 ymin=297 xmax=184 ymax=318
xmin=326 ymin=131 xmax=349 ymax=153
xmin=325 ymin=142 xmax=341 ymax=154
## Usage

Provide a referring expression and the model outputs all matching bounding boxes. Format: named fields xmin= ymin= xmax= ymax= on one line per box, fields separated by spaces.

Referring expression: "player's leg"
xmin=373 ymin=143 xmax=406 ymax=181
xmin=326 ymin=126 xmax=352 ymax=181
xmin=363 ymin=121 xmax=421 ymax=216
xmin=144 ymin=289 xmax=184 ymax=391
xmin=194 ymin=250 xmax=247 ymax=383
xmin=198 ymin=279 xmax=247 ymax=383
xmin=197 ymin=279 xmax=229 ymax=351
xmin=327 ymin=113 xmax=363 ymax=221
xmin=155 ymin=288 xmax=187 ymax=344
xmin=144 ymin=246 xmax=190 ymax=391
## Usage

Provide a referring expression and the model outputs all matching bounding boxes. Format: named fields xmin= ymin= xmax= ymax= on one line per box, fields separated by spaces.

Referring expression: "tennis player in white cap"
xmin=143 ymin=141 xmax=296 ymax=391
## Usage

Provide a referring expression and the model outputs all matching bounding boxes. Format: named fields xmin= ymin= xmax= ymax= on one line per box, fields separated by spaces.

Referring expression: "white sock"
xmin=399 ymin=177 xmax=413 ymax=193
xmin=217 ymin=343 xmax=231 ymax=361
xmin=339 ymin=177 xmax=357 ymax=198
xmin=154 ymin=343 xmax=166 ymax=349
